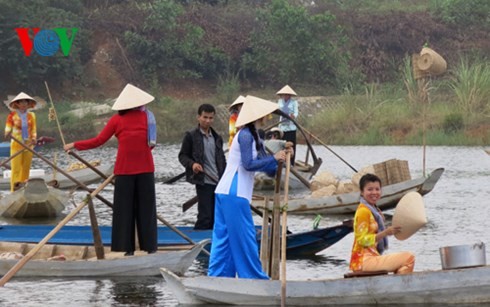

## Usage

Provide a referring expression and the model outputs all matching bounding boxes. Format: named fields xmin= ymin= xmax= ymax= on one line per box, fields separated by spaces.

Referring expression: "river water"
xmin=1 ymin=144 xmax=489 ymax=306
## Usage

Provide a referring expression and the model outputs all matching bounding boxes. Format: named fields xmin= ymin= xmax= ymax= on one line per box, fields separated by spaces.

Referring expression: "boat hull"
xmin=0 ymin=164 xmax=114 ymax=190
xmin=0 ymin=178 xmax=68 ymax=218
xmin=161 ymin=265 xmax=490 ymax=305
xmin=259 ymin=168 xmax=444 ymax=215
xmin=0 ymin=224 xmax=352 ymax=257
xmin=0 ymin=240 xmax=207 ymax=277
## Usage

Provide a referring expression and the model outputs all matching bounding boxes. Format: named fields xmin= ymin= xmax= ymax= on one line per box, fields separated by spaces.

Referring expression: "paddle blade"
xmin=182 ymin=195 xmax=198 ymax=212
xmin=36 ymin=136 xmax=55 ymax=146
xmin=164 ymin=172 xmax=185 ymax=184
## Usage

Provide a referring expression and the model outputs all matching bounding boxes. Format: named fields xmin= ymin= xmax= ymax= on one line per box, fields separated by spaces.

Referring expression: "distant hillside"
xmin=0 ymin=0 xmax=488 ymax=101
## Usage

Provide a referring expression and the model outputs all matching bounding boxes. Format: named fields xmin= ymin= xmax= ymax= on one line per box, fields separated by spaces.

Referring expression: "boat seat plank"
xmin=0 ymin=242 xmax=28 ymax=254
xmin=344 ymin=270 xmax=389 ymax=278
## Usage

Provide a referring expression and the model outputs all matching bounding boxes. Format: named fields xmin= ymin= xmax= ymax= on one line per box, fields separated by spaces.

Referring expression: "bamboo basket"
xmin=373 ymin=159 xmax=411 ymax=186
xmin=414 ymin=47 xmax=447 ymax=79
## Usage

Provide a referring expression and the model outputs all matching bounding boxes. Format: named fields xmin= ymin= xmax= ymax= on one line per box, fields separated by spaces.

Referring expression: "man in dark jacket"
xmin=178 ymin=104 xmax=226 ymax=229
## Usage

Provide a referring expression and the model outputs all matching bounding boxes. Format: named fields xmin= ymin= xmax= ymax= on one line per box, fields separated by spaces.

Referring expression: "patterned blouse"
xmin=228 ymin=111 xmax=239 ymax=147
xmin=5 ymin=111 xmax=37 ymax=143
xmin=349 ymin=202 xmax=381 ymax=271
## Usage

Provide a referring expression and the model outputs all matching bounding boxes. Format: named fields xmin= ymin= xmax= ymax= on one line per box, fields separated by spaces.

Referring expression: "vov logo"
xmin=15 ymin=28 xmax=78 ymax=57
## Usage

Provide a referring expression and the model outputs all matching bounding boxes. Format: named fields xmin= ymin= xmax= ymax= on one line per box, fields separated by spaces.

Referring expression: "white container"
xmin=3 ymin=169 xmax=45 ymax=179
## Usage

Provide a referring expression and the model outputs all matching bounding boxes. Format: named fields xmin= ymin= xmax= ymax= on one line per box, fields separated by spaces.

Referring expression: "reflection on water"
xmin=1 ymin=145 xmax=489 ymax=306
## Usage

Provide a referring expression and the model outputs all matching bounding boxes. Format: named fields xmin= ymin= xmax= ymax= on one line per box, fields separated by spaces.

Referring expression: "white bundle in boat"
xmin=335 ymin=180 xmax=360 ymax=194
xmin=351 ymin=165 xmax=375 ymax=187
xmin=311 ymin=185 xmax=337 ymax=198
xmin=310 ymin=171 xmax=339 ymax=191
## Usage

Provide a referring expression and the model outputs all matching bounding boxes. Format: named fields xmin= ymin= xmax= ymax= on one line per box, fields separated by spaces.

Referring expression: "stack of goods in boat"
xmin=310 ymin=159 xmax=410 ymax=198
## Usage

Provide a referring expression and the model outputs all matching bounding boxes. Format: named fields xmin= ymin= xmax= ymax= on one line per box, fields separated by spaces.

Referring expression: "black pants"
xmin=112 ymin=172 xmax=157 ymax=252
xmin=195 ymin=183 xmax=216 ymax=230
xmin=283 ymin=130 xmax=296 ymax=165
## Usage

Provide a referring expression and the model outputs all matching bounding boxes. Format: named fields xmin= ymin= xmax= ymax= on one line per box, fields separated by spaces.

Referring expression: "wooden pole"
xmin=298 ymin=124 xmax=358 ymax=173
xmin=0 ymin=174 xmax=114 ymax=287
xmin=0 ymin=149 xmax=26 ymax=169
xmin=281 ymin=148 xmax=292 ymax=307
xmin=11 ymin=136 xmax=114 ymax=208
xmin=259 ymin=197 xmax=270 ymax=275
xmin=87 ymin=197 xmax=105 ymax=259
xmin=269 ymin=161 xmax=283 ymax=280
xmin=44 ymin=81 xmax=66 ymax=146
xmin=68 ymin=151 xmax=115 ymax=184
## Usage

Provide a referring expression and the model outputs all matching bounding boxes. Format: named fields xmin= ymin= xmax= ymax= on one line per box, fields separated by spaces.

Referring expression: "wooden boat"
xmin=0 ymin=163 xmax=114 ymax=190
xmin=160 ymin=264 xmax=490 ymax=305
xmin=254 ymin=163 xmax=313 ymax=191
xmin=0 ymin=239 xmax=208 ymax=277
xmin=0 ymin=142 xmax=10 ymax=158
xmin=0 ymin=222 xmax=352 ymax=257
xmin=258 ymin=168 xmax=444 ymax=215
xmin=0 ymin=178 xmax=68 ymax=218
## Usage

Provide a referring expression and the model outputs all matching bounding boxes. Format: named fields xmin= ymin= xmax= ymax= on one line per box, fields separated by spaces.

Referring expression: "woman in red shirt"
xmin=64 ymin=84 xmax=157 ymax=256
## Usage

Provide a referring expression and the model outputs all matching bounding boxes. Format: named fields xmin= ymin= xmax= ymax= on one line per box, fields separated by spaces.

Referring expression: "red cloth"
xmin=74 ymin=110 xmax=154 ymax=175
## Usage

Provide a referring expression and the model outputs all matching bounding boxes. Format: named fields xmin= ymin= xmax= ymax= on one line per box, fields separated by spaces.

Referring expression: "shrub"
xmin=448 ymin=57 xmax=490 ymax=115
xmin=442 ymin=113 xmax=464 ymax=134
xmin=430 ymin=0 xmax=490 ymax=29
xmin=245 ymin=0 xmax=353 ymax=88
xmin=123 ymin=0 xmax=206 ymax=81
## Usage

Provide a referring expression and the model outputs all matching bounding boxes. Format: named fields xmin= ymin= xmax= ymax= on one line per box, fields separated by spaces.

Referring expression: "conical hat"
xmin=270 ymin=127 xmax=284 ymax=138
xmin=276 ymin=85 xmax=297 ymax=96
xmin=392 ymin=192 xmax=427 ymax=240
xmin=228 ymin=95 xmax=246 ymax=110
xmin=235 ymin=95 xmax=278 ymax=127
xmin=5 ymin=92 xmax=38 ymax=110
xmin=111 ymin=84 xmax=154 ymax=111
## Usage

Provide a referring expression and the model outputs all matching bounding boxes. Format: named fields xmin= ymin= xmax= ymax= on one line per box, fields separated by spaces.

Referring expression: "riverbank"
xmin=7 ymin=81 xmax=486 ymax=147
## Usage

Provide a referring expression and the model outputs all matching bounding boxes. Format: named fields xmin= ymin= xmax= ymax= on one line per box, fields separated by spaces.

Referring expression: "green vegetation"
xmin=0 ymin=0 xmax=488 ymax=146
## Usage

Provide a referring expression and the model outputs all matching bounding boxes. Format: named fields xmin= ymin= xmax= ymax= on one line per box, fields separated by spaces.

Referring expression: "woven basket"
xmin=416 ymin=47 xmax=447 ymax=77
xmin=373 ymin=159 xmax=411 ymax=186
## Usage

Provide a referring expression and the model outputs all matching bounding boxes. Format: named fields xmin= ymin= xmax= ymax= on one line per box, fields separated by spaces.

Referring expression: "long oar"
xmin=68 ymin=151 xmax=115 ymax=185
xmin=0 ymin=149 xmax=26 ymax=169
xmin=0 ymin=174 xmax=114 ymax=287
xmin=281 ymin=146 xmax=292 ymax=307
xmin=163 ymin=172 xmax=186 ymax=184
xmin=11 ymin=136 xmax=114 ymax=208
xmin=297 ymin=124 xmax=358 ymax=173
xmin=0 ymin=136 xmax=55 ymax=170
xmin=67 ymin=150 xmax=210 ymax=256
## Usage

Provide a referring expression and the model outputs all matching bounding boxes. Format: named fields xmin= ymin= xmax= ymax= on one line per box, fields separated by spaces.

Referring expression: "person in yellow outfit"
xmin=228 ymin=95 xmax=245 ymax=148
xmin=4 ymin=92 xmax=38 ymax=191
xmin=349 ymin=173 xmax=415 ymax=275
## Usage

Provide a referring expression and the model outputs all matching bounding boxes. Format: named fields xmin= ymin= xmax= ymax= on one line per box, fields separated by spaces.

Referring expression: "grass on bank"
xmin=2 ymin=56 xmax=488 ymax=147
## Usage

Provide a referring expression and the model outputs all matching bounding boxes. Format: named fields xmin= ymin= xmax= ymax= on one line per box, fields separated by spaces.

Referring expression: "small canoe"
xmin=0 ymin=164 xmax=114 ymax=190
xmin=0 ymin=178 xmax=68 ymax=218
xmin=160 ymin=264 xmax=490 ymax=305
xmin=0 ymin=239 xmax=208 ymax=277
xmin=0 ymin=223 xmax=352 ymax=257
xmin=257 ymin=168 xmax=444 ymax=215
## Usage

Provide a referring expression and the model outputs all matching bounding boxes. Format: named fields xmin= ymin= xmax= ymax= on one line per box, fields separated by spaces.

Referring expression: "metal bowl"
xmin=439 ymin=242 xmax=486 ymax=270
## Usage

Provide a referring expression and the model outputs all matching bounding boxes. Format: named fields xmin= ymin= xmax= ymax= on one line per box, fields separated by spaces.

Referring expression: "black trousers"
xmin=112 ymin=172 xmax=157 ymax=252
xmin=283 ymin=130 xmax=296 ymax=165
xmin=195 ymin=183 xmax=217 ymax=230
